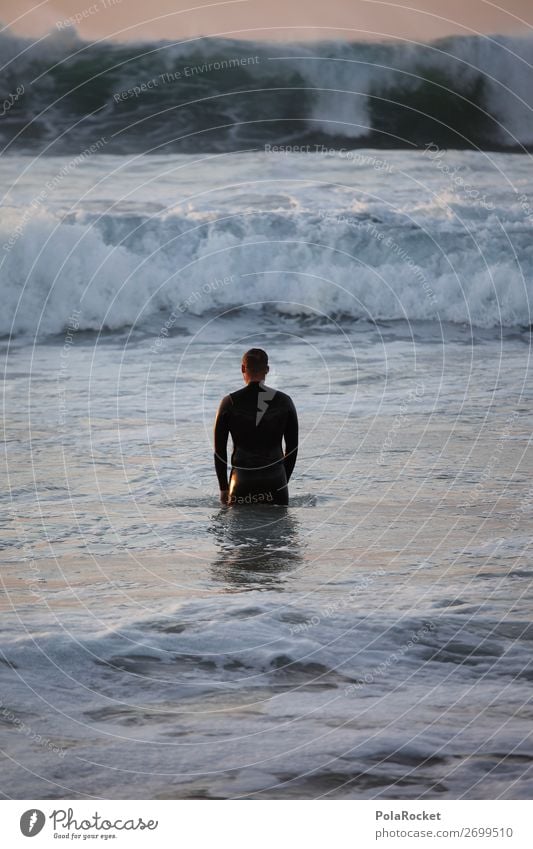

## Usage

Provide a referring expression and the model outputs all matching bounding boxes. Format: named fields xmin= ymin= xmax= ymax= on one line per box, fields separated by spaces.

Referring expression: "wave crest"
xmin=1 ymin=205 xmax=531 ymax=335
xmin=1 ymin=32 xmax=533 ymax=153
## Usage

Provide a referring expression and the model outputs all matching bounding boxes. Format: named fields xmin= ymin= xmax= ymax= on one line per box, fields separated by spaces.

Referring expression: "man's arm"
xmin=283 ymin=398 xmax=298 ymax=482
xmin=214 ymin=395 xmax=232 ymax=502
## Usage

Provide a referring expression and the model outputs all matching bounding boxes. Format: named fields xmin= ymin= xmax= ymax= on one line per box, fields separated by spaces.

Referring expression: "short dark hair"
xmin=242 ymin=348 xmax=268 ymax=372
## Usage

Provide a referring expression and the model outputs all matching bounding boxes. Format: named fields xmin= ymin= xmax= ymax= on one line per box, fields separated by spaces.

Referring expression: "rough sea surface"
xmin=1 ymin=149 xmax=532 ymax=799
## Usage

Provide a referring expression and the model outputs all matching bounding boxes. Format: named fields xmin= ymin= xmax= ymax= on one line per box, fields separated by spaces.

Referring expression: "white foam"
xmin=1 ymin=201 xmax=531 ymax=335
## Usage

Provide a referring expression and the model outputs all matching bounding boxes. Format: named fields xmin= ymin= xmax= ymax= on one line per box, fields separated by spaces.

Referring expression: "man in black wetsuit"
xmin=214 ymin=348 xmax=298 ymax=506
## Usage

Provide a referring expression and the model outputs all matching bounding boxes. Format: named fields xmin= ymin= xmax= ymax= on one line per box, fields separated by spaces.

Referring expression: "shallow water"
xmin=1 ymin=147 xmax=532 ymax=798
xmin=1 ymin=313 xmax=532 ymax=799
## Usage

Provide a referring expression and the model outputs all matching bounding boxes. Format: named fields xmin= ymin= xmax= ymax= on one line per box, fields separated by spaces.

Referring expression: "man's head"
xmin=241 ymin=348 xmax=269 ymax=383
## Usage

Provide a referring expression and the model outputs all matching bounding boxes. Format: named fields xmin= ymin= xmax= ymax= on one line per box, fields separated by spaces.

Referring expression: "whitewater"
xmin=1 ymin=32 xmax=532 ymax=800
xmin=1 ymin=145 xmax=532 ymax=798
xmin=1 ymin=149 xmax=532 ymax=335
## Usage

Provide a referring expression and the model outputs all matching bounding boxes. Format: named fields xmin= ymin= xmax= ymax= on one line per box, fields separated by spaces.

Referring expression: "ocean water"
xmin=1 ymin=148 xmax=532 ymax=799
xmin=2 ymin=31 xmax=533 ymax=152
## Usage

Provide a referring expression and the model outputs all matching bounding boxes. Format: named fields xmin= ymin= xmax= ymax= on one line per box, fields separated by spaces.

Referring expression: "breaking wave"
xmin=1 ymin=30 xmax=533 ymax=153
xmin=1 ymin=203 xmax=531 ymax=335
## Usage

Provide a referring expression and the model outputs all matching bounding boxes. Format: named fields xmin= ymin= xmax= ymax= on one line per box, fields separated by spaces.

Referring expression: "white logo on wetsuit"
xmin=256 ymin=382 xmax=277 ymax=425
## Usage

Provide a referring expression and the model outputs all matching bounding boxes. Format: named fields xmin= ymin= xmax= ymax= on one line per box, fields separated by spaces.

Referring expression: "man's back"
xmin=213 ymin=348 xmax=298 ymax=505
xmin=218 ymin=382 xmax=296 ymax=470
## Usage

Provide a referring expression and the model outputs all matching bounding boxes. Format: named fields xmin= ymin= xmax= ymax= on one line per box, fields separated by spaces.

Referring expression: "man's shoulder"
xmin=263 ymin=387 xmax=296 ymax=414
xmin=218 ymin=393 xmax=234 ymax=410
xmin=272 ymin=388 xmax=293 ymax=405
xmin=228 ymin=385 xmax=247 ymax=403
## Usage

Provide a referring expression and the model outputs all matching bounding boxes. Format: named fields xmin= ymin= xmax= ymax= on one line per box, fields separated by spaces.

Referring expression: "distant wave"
xmin=1 ymin=30 xmax=533 ymax=153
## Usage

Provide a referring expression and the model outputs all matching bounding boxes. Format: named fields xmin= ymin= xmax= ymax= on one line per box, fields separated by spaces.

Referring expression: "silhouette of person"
xmin=214 ymin=349 xmax=298 ymax=506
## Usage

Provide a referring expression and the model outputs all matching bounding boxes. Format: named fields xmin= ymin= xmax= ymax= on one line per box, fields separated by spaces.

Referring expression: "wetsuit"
xmin=214 ymin=381 xmax=298 ymax=505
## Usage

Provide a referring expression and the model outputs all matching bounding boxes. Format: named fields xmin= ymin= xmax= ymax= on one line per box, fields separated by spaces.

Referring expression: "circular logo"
xmin=20 ymin=810 xmax=45 ymax=837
